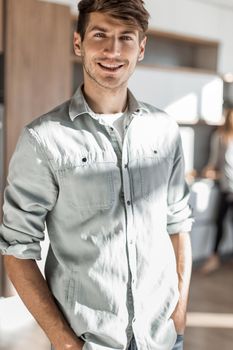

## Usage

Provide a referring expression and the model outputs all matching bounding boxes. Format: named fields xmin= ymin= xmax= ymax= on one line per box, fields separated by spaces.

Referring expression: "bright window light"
xmin=179 ymin=127 xmax=195 ymax=173
xmin=191 ymin=180 xmax=212 ymax=213
xmin=165 ymin=93 xmax=198 ymax=123
xmin=201 ymin=78 xmax=224 ymax=123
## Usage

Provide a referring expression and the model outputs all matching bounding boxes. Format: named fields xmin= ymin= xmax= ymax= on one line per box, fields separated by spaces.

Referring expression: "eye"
xmin=120 ymin=35 xmax=134 ymax=41
xmin=94 ymin=32 xmax=106 ymax=38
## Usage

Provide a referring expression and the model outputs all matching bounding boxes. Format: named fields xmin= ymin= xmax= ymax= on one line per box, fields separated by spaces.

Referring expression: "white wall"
xmin=129 ymin=67 xmax=223 ymax=123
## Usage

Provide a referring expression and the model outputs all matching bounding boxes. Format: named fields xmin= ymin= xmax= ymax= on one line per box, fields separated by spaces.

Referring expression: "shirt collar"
xmin=69 ymin=85 xmax=149 ymax=121
xmin=69 ymin=86 xmax=90 ymax=121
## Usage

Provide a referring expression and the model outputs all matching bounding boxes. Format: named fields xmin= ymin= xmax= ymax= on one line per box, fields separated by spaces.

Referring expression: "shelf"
xmin=144 ymin=31 xmax=219 ymax=72
xmin=147 ymin=29 xmax=219 ymax=47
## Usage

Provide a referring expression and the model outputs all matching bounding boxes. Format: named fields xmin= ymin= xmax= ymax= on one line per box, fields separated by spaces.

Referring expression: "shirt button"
xmin=110 ymin=127 xmax=114 ymax=131
xmin=127 ymin=200 xmax=131 ymax=206
xmin=82 ymin=157 xmax=87 ymax=163
xmin=125 ymin=125 xmax=128 ymax=129
xmin=124 ymin=164 xmax=128 ymax=169
xmin=132 ymin=317 xmax=136 ymax=323
xmin=129 ymin=240 xmax=133 ymax=245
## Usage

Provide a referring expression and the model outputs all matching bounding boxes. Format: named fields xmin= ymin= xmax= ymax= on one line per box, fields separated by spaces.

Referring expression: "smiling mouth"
xmin=98 ymin=62 xmax=124 ymax=72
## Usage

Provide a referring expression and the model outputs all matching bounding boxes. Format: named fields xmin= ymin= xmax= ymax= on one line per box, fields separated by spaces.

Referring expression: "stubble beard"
xmin=82 ymin=54 xmax=134 ymax=92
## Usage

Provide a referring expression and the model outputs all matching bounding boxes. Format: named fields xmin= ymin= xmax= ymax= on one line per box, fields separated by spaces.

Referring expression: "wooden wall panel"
xmin=0 ymin=0 xmax=3 ymax=53
xmin=5 ymin=0 xmax=72 ymax=169
xmin=2 ymin=0 xmax=72 ymax=296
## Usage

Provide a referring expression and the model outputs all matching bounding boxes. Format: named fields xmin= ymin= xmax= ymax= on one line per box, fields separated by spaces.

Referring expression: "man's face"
xmin=74 ymin=12 xmax=147 ymax=91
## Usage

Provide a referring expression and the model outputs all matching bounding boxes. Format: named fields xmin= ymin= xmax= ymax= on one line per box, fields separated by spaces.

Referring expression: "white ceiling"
xmin=191 ymin=0 xmax=233 ymax=9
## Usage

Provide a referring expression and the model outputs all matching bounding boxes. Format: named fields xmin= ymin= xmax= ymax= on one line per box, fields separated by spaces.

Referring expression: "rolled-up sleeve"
xmin=167 ymin=133 xmax=193 ymax=234
xmin=0 ymin=127 xmax=58 ymax=259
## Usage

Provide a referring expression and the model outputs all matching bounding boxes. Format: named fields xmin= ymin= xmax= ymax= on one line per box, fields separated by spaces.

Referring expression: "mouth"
xmin=97 ymin=62 xmax=124 ymax=72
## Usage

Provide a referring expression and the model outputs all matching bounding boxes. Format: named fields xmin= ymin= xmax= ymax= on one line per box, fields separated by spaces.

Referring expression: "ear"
xmin=138 ymin=36 xmax=147 ymax=62
xmin=73 ymin=32 xmax=82 ymax=57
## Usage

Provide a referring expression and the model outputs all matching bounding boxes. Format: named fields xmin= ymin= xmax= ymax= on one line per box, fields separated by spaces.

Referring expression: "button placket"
xmin=121 ymin=138 xmax=138 ymax=309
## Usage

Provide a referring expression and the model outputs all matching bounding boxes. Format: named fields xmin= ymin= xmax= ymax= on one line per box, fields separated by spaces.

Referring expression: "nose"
xmin=103 ymin=37 xmax=121 ymax=58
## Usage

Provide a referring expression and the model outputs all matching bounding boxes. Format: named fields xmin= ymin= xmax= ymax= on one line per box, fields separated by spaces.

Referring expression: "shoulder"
xmin=138 ymin=101 xmax=163 ymax=114
xmin=137 ymin=101 xmax=181 ymax=154
xmin=24 ymin=99 xmax=72 ymax=146
xmin=27 ymin=99 xmax=70 ymax=132
xmin=139 ymin=101 xmax=179 ymax=131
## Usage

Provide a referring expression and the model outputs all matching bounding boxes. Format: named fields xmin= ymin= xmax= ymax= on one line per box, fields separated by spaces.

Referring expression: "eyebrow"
xmin=89 ymin=26 xmax=137 ymax=36
xmin=89 ymin=26 xmax=108 ymax=32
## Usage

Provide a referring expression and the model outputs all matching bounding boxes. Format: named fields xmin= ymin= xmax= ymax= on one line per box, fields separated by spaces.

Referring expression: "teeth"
xmin=100 ymin=63 xmax=122 ymax=69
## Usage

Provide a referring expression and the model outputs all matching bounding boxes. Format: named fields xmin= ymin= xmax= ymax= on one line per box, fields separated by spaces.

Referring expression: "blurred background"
xmin=0 ymin=0 xmax=233 ymax=349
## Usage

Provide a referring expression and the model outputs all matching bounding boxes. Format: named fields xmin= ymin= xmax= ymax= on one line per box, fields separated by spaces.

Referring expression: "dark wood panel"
xmin=4 ymin=0 xmax=72 ymax=169
xmin=0 ymin=0 xmax=3 ymax=53
xmin=2 ymin=0 xmax=72 ymax=295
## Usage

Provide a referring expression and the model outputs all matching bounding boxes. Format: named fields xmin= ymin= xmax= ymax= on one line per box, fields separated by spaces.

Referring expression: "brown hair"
xmin=77 ymin=0 xmax=150 ymax=41
xmin=220 ymin=108 xmax=233 ymax=142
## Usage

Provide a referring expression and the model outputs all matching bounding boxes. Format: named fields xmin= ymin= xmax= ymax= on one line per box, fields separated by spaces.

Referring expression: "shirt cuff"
xmin=167 ymin=218 xmax=194 ymax=235
xmin=0 ymin=237 xmax=42 ymax=260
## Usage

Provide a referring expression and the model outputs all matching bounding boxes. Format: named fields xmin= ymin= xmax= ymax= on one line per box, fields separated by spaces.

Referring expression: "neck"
xmin=83 ymin=81 xmax=128 ymax=114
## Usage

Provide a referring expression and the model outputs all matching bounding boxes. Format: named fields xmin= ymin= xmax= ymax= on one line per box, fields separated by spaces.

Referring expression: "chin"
xmin=95 ymin=78 xmax=125 ymax=90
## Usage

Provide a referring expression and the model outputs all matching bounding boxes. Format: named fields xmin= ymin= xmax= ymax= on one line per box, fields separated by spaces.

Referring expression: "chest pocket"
xmin=130 ymin=149 xmax=173 ymax=202
xmin=58 ymin=152 xmax=115 ymax=210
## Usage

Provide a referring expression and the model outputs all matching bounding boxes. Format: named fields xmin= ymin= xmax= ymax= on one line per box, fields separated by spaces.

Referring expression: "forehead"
xmin=86 ymin=12 xmax=140 ymax=34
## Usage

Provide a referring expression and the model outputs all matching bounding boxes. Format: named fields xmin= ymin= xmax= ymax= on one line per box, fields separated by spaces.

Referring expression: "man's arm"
xmin=170 ymin=232 xmax=192 ymax=335
xmin=4 ymin=256 xmax=84 ymax=350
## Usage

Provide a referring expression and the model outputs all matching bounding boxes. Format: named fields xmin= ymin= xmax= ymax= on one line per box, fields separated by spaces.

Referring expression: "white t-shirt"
xmin=97 ymin=112 xmax=125 ymax=141
xmin=83 ymin=96 xmax=128 ymax=144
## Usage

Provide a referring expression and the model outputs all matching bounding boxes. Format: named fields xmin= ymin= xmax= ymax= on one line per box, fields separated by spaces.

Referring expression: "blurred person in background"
xmin=0 ymin=1 xmax=193 ymax=349
xmin=201 ymin=109 xmax=233 ymax=274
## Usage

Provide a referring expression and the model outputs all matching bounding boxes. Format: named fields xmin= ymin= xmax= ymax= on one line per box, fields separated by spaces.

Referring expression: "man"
xmin=0 ymin=1 xmax=193 ymax=349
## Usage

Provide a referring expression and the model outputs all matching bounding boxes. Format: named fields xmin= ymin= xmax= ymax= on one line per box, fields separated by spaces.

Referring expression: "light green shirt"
xmin=0 ymin=86 xmax=193 ymax=350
